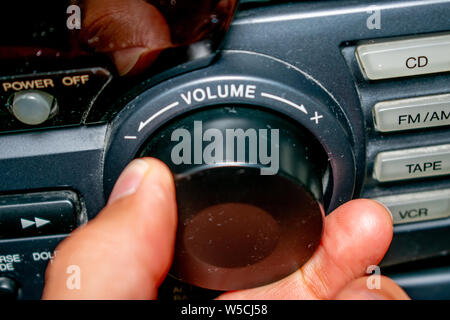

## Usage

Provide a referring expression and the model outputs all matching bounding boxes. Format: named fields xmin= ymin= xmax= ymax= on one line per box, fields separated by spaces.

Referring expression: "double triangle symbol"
xmin=20 ymin=217 xmax=51 ymax=229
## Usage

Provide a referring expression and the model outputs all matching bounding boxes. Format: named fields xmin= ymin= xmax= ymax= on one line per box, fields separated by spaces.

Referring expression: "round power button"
xmin=0 ymin=277 xmax=19 ymax=300
xmin=10 ymin=90 xmax=58 ymax=125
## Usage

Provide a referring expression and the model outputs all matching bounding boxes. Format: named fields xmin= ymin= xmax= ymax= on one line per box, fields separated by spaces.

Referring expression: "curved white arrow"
xmin=138 ymin=101 xmax=180 ymax=132
xmin=261 ymin=92 xmax=308 ymax=114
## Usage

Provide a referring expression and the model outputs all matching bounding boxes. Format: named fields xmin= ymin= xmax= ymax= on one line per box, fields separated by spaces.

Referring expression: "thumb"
xmin=42 ymin=158 xmax=178 ymax=299
xmin=334 ymin=276 xmax=410 ymax=300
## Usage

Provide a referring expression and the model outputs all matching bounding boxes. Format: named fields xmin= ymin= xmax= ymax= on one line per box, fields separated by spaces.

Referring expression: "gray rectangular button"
xmin=356 ymin=33 xmax=450 ymax=80
xmin=0 ymin=191 xmax=79 ymax=239
xmin=374 ymin=93 xmax=450 ymax=132
xmin=373 ymin=144 xmax=450 ymax=182
xmin=374 ymin=190 xmax=450 ymax=225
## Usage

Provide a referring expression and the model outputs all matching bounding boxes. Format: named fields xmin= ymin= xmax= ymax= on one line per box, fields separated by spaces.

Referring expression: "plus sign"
xmin=310 ymin=112 xmax=323 ymax=124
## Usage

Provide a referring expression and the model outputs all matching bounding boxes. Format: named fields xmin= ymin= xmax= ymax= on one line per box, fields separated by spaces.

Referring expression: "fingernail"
xmin=372 ymin=199 xmax=394 ymax=223
xmin=108 ymin=159 xmax=150 ymax=205
xmin=112 ymin=47 xmax=149 ymax=76
xmin=345 ymin=283 xmax=410 ymax=300
xmin=346 ymin=288 xmax=392 ymax=300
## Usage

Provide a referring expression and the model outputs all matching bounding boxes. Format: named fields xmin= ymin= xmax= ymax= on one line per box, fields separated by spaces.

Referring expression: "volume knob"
xmin=140 ymin=106 xmax=326 ymax=291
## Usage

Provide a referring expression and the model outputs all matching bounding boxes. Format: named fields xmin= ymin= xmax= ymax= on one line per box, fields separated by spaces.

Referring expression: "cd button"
xmin=373 ymin=144 xmax=450 ymax=182
xmin=374 ymin=190 xmax=450 ymax=225
xmin=373 ymin=93 xmax=450 ymax=132
xmin=356 ymin=33 xmax=450 ymax=80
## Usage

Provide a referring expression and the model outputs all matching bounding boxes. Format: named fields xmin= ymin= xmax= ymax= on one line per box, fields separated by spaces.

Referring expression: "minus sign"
xmin=124 ymin=136 xmax=137 ymax=140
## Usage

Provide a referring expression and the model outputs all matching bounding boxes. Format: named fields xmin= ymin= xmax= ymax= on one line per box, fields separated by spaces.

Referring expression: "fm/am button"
xmin=373 ymin=144 xmax=450 ymax=182
xmin=374 ymin=190 xmax=450 ymax=225
xmin=373 ymin=94 xmax=450 ymax=132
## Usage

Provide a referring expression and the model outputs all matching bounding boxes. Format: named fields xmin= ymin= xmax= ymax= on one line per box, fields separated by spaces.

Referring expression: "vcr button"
xmin=0 ymin=191 xmax=80 ymax=239
xmin=374 ymin=189 xmax=450 ymax=225
xmin=373 ymin=93 xmax=450 ymax=132
xmin=373 ymin=144 xmax=450 ymax=182
xmin=356 ymin=33 xmax=450 ymax=80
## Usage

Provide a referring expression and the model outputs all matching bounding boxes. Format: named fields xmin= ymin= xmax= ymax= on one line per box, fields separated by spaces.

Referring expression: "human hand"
xmin=47 ymin=0 xmax=410 ymax=300
xmin=42 ymin=158 xmax=409 ymax=300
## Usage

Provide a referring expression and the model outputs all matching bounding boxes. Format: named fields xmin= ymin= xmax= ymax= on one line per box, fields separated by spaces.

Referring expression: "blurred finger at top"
xmin=81 ymin=0 xmax=172 ymax=75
